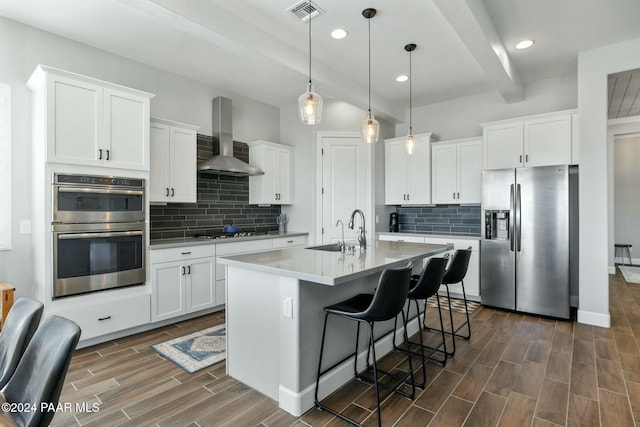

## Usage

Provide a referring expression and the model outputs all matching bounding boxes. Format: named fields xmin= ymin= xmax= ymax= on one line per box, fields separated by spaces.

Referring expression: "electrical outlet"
xmin=282 ymin=296 xmax=293 ymax=318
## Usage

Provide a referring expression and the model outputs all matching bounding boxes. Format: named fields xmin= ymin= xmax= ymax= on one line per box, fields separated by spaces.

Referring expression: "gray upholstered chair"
xmin=0 ymin=298 xmax=44 ymax=388
xmin=0 ymin=315 xmax=80 ymax=427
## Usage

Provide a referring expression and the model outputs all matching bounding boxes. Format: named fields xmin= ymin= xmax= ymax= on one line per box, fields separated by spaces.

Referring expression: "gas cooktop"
xmin=194 ymin=232 xmax=265 ymax=240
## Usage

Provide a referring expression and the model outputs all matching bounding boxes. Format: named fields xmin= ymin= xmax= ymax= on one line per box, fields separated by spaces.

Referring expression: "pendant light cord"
xmin=409 ymin=48 xmax=412 ymax=133
xmin=367 ymin=16 xmax=371 ymax=115
xmin=308 ymin=1 xmax=312 ymax=86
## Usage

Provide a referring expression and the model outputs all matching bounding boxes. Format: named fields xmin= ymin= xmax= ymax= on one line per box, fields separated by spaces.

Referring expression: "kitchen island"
xmin=218 ymin=240 xmax=452 ymax=416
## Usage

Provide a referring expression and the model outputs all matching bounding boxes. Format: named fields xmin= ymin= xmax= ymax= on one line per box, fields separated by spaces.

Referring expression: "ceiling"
xmin=608 ymin=69 xmax=640 ymax=119
xmin=2 ymin=0 xmax=640 ymax=122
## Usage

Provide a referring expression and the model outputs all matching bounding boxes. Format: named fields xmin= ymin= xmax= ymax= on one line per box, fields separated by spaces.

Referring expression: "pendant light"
xmin=298 ymin=1 xmax=322 ymax=125
xmin=404 ymin=43 xmax=417 ymax=155
xmin=360 ymin=8 xmax=379 ymax=144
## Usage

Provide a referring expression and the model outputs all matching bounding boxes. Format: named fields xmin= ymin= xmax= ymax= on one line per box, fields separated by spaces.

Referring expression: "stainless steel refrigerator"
xmin=480 ymin=165 xmax=578 ymax=319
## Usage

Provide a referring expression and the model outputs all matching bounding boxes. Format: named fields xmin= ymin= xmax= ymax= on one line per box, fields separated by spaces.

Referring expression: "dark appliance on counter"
xmin=480 ymin=165 xmax=578 ymax=319
xmin=52 ymin=173 xmax=146 ymax=299
xmin=389 ymin=212 xmax=399 ymax=232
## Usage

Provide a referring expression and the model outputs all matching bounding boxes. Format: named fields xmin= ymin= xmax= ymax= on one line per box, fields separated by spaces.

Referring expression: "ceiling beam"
xmin=433 ymin=0 xmax=523 ymax=103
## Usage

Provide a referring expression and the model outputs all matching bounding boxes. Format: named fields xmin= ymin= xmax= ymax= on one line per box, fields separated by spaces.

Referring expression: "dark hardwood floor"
xmin=52 ymin=270 xmax=640 ymax=426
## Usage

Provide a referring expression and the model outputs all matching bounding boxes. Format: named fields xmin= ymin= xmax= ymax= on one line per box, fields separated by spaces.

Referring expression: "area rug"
xmin=426 ymin=295 xmax=481 ymax=314
xmin=152 ymin=324 xmax=226 ymax=373
xmin=619 ymin=265 xmax=640 ymax=284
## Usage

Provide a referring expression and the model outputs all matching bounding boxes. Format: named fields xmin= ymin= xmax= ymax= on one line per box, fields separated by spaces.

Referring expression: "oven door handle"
xmin=57 ymin=187 xmax=144 ymax=196
xmin=57 ymin=231 xmax=144 ymax=240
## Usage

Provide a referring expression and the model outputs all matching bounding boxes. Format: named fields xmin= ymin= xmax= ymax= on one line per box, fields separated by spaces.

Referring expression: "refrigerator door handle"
xmin=516 ymin=183 xmax=522 ymax=252
xmin=509 ymin=184 xmax=515 ymax=252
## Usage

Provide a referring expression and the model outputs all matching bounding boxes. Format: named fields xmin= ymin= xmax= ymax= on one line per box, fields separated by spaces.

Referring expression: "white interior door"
xmin=321 ymin=135 xmax=367 ymax=245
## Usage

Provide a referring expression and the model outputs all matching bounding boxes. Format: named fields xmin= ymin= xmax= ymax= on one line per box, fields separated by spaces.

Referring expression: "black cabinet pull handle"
xmin=287 ymin=240 xmax=294 ymax=243
xmin=525 ymin=154 xmax=529 ymax=163
xmin=98 ymin=149 xmax=103 ymax=160
xmin=457 ymin=192 xmax=460 ymax=199
xmin=187 ymin=265 xmax=191 ymax=275
xmin=182 ymin=266 xmax=186 ymax=275
xmin=171 ymin=188 xmax=175 ymax=197
xmin=166 ymin=188 xmax=170 ymax=196
xmin=106 ymin=149 xmax=110 ymax=160
xmin=181 ymin=251 xmax=191 ymax=255
xmin=520 ymin=155 xmax=523 ymax=163
xmin=98 ymin=316 xmax=111 ymax=321
xmin=407 ymin=194 xmax=410 ymax=200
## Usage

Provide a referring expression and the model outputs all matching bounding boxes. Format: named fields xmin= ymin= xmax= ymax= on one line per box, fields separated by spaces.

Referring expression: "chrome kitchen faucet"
xmin=348 ymin=209 xmax=367 ymax=250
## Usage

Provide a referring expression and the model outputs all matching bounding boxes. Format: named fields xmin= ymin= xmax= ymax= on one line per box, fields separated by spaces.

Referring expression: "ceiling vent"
xmin=287 ymin=1 xmax=324 ymax=22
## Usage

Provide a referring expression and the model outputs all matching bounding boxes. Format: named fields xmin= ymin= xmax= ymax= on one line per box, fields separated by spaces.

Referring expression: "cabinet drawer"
xmin=150 ymin=245 xmax=216 ymax=264
xmin=49 ymin=294 xmax=150 ymax=341
xmin=216 ymin=239 xmax=273 ymax=256
xmin=272 ymin=235 xmax=307 ymax=248
xmin=378 ymin=234 xmax=425 ymax=243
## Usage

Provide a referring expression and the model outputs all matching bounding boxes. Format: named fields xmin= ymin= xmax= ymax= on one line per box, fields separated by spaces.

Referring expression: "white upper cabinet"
xmin=27 ymin=65 xmax=154 ymax=170
xmin=385 ymin=133 xmax=433 ymax=205
xmin=432 ymin=137 xmax=482 ymax=204
xmin=247 ymin=140 xmax=293 ymax=205
xmin=149 ymin=118 xmax=199 ymax=203
xmin=481 ymin=109 xmax=577 ymax=170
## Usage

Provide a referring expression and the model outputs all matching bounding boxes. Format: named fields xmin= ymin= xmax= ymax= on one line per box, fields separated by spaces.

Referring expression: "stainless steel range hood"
xmin=198 ymin=97 xmax=264 ymax=176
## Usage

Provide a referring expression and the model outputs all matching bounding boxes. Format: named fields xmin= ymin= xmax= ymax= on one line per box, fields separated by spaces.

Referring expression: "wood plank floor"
xmin=52 ymin=271 xmax=640 ymax=426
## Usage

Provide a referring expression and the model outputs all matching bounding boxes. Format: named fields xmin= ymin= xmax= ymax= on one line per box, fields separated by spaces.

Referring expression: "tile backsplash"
xmin=396 ymin=204 xmax=481 ymax=235
xmin=149 ymin=135 xmax=281 ymax=240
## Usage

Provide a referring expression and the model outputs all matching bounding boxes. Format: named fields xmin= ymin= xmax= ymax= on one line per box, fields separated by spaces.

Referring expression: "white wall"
xmin=399 ymin=73 xmax=578 ymax=141
xmin=578 ymin=36 xmax=640 ymax=328
xmin=0 ymin=17 xmax=280 ymax=298
xmin=614 ymin=134 xmax=640 ymax=262
xmin=280 ymin=100 xmax=395 ymax=244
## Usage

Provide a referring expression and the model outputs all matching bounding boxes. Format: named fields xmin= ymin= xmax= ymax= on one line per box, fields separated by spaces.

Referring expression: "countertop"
xmin=149 ymin=231 xmax=309 ymax=249
xmin=378 ymin=231 xmax=481 ymax=240
xmin=218 ymin=240 xmax=452 ymax=286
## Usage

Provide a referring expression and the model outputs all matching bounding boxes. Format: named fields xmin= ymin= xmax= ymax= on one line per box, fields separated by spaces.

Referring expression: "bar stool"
xmin=429 ymin=247 xmax=472 ymax=358
xmin=314 ymin=263 xmax=414 ymax=427
xmin=392 ymin=255 xmax=449 ymax=387
xmin=615 ymin=243 xmax=632 ymax=265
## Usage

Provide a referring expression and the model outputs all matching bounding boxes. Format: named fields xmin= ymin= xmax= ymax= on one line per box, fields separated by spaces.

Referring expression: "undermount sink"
xmin=305 ymin=243 xmax=343 ymax=252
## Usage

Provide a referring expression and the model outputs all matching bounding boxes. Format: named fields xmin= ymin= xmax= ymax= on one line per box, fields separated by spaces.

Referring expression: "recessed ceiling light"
xmin=396 ymin=75 xmax=408 ymax=82
xmin=331 ymin=29 xmax=348 ymax=39
xmin=515 ymin=39 xmax=534 ymax=50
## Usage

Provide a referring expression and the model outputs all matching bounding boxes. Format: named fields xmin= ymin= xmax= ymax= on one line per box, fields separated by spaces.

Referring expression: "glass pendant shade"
xmin=298 ymin=82 xmax=323 ymax=125
xmin=405 ymin=132 xmax=415 ymax=155
xmin=360 ymin=112 xmax=380 ymax=144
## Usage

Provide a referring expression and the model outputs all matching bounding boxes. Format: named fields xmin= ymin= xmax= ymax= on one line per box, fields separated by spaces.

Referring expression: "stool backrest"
xmin=442 ymin=247 xmax=472 ymax=285
xmin=0 ymin=298 xmax=44 ymax=388
xmin=2 ymin=315 xmax=80 ymax=427
xmin=409 ymin=256 xmax=449 ymax=300
xmin=363 ymin=263 xmax=413 ymax=322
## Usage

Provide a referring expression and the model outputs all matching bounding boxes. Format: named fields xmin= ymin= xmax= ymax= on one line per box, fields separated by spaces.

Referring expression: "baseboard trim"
xmin=278 ymin=317 xmax=421 ymax=416
xmin=577 ymin=309 xmax=611 ymax=328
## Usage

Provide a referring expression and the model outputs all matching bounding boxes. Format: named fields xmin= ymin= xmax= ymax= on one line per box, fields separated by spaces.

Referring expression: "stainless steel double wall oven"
xmin=52 ymin=173 xmax=146 ymax=299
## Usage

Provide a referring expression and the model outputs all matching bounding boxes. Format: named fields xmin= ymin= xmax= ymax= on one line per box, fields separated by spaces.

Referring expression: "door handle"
xmin=98 ymin=149 xmax=103 ymax=160
xmin=106 ymin=149 xmax=110 ymax=161
xmin=457 ymin=192 xmax=460 ymax=199
xmin=171 ymin=188 xmax=175 ymax=197
xmin=516 ymin=184 xmax=522 ymax=252
xmin=406 ymin=194 xmax=410 ymax=200
xmin=509 ymin=184 xmax=515 ymax=252
xmin=166 ymin=188 xmax=170 ymax=197
xmin=519 ymin=155 xmax=522 ymax=164
xmin=525 ymin=154 xmax=529 ymax=163
xmin=182 ymin=266 xmax=186 ymax=275
xmin=187 ymin=265 xmax=191 ymax=275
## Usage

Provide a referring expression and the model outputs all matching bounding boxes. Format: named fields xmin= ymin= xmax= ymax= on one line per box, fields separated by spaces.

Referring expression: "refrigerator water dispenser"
xmin=485 ymin=211 xmax=510 ymax=240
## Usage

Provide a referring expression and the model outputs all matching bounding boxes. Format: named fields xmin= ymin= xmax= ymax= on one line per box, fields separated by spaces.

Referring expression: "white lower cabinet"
xmin=378 ymin=233 xmax=480 ymax=299
xmin=48 ymin=293 xmax=150 ymax=341
xmin=150 ymin=246 xmax=216 ymax=322
xmin=150 ymin=235 xmax=309 ymax=323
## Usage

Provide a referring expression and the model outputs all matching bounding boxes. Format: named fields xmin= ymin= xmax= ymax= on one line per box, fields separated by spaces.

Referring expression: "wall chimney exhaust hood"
xmin=198 ymin=97 xmax=264 ymax=176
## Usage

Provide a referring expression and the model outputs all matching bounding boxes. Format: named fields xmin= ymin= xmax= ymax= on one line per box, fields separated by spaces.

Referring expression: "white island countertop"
xmin=217 ymin=240 xmax=452 ymax=286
